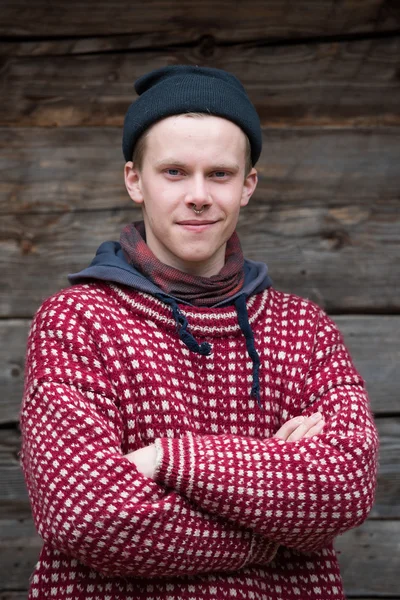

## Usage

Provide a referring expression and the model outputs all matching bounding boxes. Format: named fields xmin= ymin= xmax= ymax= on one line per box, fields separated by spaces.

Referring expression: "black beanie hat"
xmin=122 ymin=65 xmax=262 ymax=166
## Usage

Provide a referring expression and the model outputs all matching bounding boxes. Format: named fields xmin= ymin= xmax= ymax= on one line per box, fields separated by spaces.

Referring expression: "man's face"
xmin=124 ymin=114 xmax=258 ymax=277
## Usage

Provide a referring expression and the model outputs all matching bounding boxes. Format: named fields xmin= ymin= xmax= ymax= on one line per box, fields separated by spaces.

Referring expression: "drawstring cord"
xmin=158 ymin=295 xmax=212 ymax=356
xmin=157 ymin=293 xmax=262 ymax=408
xmin=234 ymin=294 xmax=262 ymax=409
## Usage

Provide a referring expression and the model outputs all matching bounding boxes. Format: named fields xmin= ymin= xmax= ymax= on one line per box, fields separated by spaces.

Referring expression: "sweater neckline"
xmin=107 ymin=283 xmax=271 ymax=337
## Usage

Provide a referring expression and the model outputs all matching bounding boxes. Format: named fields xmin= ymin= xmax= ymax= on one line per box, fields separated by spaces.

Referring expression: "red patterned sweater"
xmin=21 ymin=282 xmax=378 ymax=600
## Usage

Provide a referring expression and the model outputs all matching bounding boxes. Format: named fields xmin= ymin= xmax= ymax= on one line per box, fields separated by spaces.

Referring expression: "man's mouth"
xmin=177 ymin=220 xmax=217 ymax=226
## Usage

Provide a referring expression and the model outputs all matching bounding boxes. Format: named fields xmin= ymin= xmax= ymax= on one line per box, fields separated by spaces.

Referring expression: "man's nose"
xmin=185 ymin=175 xmax=212 ymax=210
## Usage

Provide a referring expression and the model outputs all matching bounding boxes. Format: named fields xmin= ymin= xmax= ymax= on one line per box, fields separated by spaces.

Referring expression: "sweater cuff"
xmin=154 ymin=435 xmax=195 ymax=497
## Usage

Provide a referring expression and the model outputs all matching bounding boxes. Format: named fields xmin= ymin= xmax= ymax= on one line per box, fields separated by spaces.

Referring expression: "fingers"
xmin=286 ymin=412 xmax=324 ymax=442
xmin=301 ymin=417 xmax=325 ymax=440
xmin=273 ymin=412 xmax=324 ymax=442
xmin=273 ymin=416 xmax=306 ymax=441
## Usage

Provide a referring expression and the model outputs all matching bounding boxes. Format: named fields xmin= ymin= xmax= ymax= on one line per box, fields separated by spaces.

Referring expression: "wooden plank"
xmin=1 ymin=127 xmax=400 ymax=214
xmin=0 ymin=594 xmax=36 ymax=600
xmin=0 ymin=414 xmax=398 ymax=516
xmin=368 ymin=418 xmax=400 ymax=519
xmin=0 ymin=196 xmax=399 ymax=315
xmin=0 ymin=1 xmax=398 ymax=42
xmin=337 ymin=520 xmax=400 ymax=596
xmin=0 ymin=206 xmax=131 ymax=317
xmin=0 ymin=428 xmax=32 ymax=518
xmin=1 ymin=38 xmax=400 ymax=127
xmin=0 ymin=428 xmax=33 ymax=519
xmin=0 ymin=320 xmax=30 ymax=425
xmin=240 ymin=198 xmax=400 ymax=312
xmin=2 ymin=319 xmax=400 ymax=422
xmin=0 ymin=518 xmax=398 ymax=595
xmin=0 ymin=519 xmax=42 ymax=592
xmin=0 ymin=128 xmax=125 ymax=214
xmin=338 ymin=320 xmax=400 ymax=418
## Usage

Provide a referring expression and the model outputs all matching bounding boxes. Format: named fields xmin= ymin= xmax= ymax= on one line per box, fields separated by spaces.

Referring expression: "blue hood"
xmin=69 ymin=241 xmax=272 ymax=307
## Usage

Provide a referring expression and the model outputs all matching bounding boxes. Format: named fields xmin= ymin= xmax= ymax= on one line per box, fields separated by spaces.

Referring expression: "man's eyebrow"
xmin=155 ymin=159 xmax=188 ymax=168
xmin=155 ymin=159 xmax=240 ymax=171
xmin=213 ymin=162 xmax=240 ymax=172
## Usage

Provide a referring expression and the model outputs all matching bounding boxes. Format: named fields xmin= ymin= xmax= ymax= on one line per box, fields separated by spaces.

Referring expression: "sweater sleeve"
xmin=20 ymin=298 xmax=277 ymax=579
xmin=154 ymin=310 xmax=379 ymax=553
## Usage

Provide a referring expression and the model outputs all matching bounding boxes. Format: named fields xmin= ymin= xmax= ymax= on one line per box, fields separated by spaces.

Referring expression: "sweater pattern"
xmin=20 ymin=282 xmax=378 ymax=600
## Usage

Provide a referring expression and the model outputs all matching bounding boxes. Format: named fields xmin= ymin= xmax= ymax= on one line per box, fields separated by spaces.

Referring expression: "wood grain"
xmin=0 ymin=594 xmax=37 ymax=600
xmin=1 ymin=1 xmax=398 ymax=41
xmin=369 ymin=418 xmax=400 ymax=518
xmin=336 ymin=520 xmax=400 ymax=596
xmin=1 ymin=38 xmax=400 ymax=127
xmin=0 ymin=517 xmax=399 ymax=595
xmin=0 ymin=519 xmax=42 ymax=592
xmin=2 ymin=127 xmax=399 ymax=214
xmin=240 ymin=198 xmax=400 ymax=312
xmin=0 ymin=428 xmax=33 ymax=519
xmin=338 ymin=319 xmax=400 ymax=418
xmin=1 ymin=196 xmax=399 ymax=316
xmin=0 ymin=320 xmax=30 ymax=424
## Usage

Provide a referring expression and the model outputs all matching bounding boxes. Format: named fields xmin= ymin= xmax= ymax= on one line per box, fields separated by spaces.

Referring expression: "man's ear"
xmin=240 ymin=168 xmax=258 ymax=207
xmin=124 ymin=161 xmax=144 ymax=205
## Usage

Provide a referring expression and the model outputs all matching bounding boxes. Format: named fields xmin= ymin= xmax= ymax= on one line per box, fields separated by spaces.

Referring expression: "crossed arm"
xmin=127 ymin=313 xmax=378 ymax=553
xmin=127 ymin=412 xmax=326 ymax=478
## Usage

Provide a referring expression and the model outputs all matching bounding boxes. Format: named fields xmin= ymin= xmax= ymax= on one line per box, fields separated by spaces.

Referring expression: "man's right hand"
xmin=273 ymin=412 xmax=324 ymax=442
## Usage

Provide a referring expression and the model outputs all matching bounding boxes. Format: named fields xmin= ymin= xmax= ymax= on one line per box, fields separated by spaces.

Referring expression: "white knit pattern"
xmin=20 ymin=282 xmax=378 ymax=600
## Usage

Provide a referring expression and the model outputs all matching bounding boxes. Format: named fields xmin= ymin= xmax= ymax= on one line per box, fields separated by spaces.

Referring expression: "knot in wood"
xmin=198 ymin=35 xmax=216 ymax=58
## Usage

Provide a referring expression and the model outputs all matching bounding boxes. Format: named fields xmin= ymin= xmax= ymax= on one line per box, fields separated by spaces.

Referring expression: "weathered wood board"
xmin=338 ymin=318 xmax=400 ymax=416
xmin=1 ymin=38 xmax=400 ymax=127
xmin=1 ymin=1 xmax=398 ymax=42
xmin=2 ymin=127 xmax=399 ymax=214
xmin=2 ymin=318 xmax=399 ymax=424
xmin=0 ymin=320 xmax=30 ymax=424
xmin=0 ymin=517 xmax=399 ymax=596
xmin=0 ymin=518 xmax=41 ymax=592
xmin=336 ymin=520 xmax=400 ymax=596
xmin=368 ymin=418 xmax=400 ymax=518
xmin=1 ymin=197 xmax=399 ymax=316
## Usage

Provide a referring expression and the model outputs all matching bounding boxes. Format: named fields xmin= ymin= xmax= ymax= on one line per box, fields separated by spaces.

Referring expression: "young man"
xmin=21 ymin=66 xmax=378 ymax=600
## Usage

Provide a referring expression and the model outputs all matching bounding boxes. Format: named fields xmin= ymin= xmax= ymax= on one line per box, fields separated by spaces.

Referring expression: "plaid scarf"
xmin=120 ymin=221 xmax=245 ymax=307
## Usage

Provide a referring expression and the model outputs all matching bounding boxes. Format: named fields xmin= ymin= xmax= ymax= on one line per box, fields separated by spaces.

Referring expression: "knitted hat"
xmin=122 ymin=65 xmax=262 ymax=166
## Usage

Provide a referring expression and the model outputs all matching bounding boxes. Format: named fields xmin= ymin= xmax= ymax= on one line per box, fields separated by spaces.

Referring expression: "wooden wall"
xmin=1 ymin=1 xmax=400 ymax=597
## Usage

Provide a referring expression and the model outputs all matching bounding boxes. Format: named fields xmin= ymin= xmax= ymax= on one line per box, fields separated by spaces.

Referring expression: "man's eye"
xmin=166 ymin=169 xmax=180 ymax=176
xmin=214 ymin=171 xmax=229 ymax=179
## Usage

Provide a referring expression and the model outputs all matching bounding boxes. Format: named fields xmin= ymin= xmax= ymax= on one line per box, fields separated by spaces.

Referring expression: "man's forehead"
xmin=144 ymin=116 xmax=246 ymax=164
xmin=147 ymin=113 xmax=247 ymax=144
